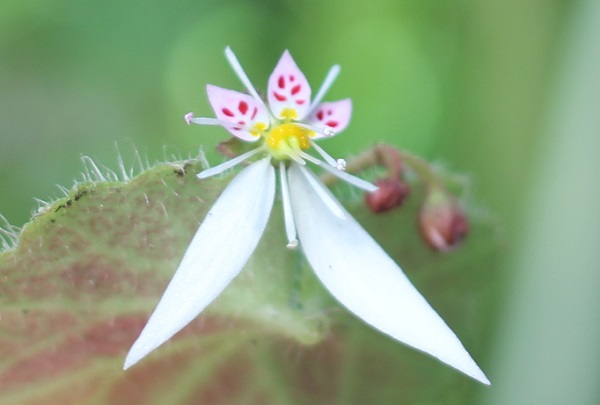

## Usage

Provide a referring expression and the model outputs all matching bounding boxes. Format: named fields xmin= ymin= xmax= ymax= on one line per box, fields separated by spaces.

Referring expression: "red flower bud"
xmin=419 ymin=189 xmax=468 ymax=251
xmin=365 ymin=179 xmax=410 ymax=213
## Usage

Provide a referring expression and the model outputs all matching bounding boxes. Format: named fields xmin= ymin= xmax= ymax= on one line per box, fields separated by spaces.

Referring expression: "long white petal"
xmin=124 ymin=157 xmax=276 ymax=369
xmin=287 ymin=164 xmax=490 ymax=385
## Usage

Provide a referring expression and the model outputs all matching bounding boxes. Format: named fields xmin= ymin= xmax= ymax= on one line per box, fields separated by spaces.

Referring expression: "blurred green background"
xmin=1 ymin=0 xmax=599 ymax=404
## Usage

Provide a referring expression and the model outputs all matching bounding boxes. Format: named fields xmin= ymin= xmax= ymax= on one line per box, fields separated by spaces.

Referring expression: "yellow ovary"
xmin=250 ymin=122 xmax=268 ymax=137
xmin=266 ymin=123 xmax=313 ymax=160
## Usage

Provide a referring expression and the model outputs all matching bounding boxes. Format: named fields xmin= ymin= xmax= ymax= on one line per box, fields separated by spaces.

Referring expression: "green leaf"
xmin=0 ymin=157 xmax=500 ymax=404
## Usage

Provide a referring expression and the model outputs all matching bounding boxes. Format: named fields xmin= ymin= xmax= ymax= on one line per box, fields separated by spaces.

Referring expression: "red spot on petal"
xmin=289 ymin=75 xmax=295 ymax=81
xmin=238 ymin=120 xmax=245 ymax=125
xmin=251 ymin=107 xmax=257 ymax=120
xmin=238 ymin=101 xmax=248 ymax=115
xmin=327 ymin=109 xmax=333 ymax=115
xmin=291 ymin=85 xmax=301 ymax=95
xmin=274 ymin=92 xmax=287 ymax=101
xmin=278 ymin=76 xmax=285 ymax=89
xmin=222 ymin=108 xmax=234 ymax=117
xmin=316 ymin=111 xmax=324 ymax=120
xmin=325 ymin=121 xmax=338 ymax=128
xmin=296 ymin=100 xmax=305 ymax=105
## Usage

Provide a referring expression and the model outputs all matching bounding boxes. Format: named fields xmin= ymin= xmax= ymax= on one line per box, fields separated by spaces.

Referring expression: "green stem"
xmin=396 ymin=149 xmax=443 ymax=189
xmin=321 ymin=144 xmax=443 ymax=189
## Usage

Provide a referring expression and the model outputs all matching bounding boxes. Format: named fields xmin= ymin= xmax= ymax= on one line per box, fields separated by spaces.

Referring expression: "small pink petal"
xmin=267 ymin=51 xmax=311 ymax=120
xmin=308 ymin=99 xmax=352 ymax=138
xmin=206 ymin=84 xmax=270 ymax=141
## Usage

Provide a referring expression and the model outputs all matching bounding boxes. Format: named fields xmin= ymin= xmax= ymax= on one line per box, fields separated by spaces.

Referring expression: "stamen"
xmin=307 ymin=64 xmax=341 ymax=117
xmin=274 ymin=140 xmax=307 ymax=166
xmin=186 ymin=116 xmax=267 ymax=136
xmin=287 ymin=152 xmax=306 ymax=166
xmin=298 ymin=151 xmax=322 ymax=165
xmin=224 ymin=47 xmax=273 ymax=119
xmin=336 ymin=159 xmax=347 ymax=171
xmin=197 ymin=146 xmax=266 ymax=179
xmin=297 ymin=164 xmax=346 ymax=219
xmin=309 ymin=157 xmax=379 ymax=193
xmin=279 ymin=162 xmax=298 ymax=248
xmin=322 ymin=126 xmax=335 ymax=137
xmin=187 ymin=116 xmax=232 ymax=127
xmin=307 ymin=141 xmax=339 ymax=169
xmin=296 ymin=123 xmax=335 ymax=138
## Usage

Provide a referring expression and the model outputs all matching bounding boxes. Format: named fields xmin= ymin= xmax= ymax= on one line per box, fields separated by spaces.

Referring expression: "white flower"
xmin=124 ymin=48 xmax=489 ymax=385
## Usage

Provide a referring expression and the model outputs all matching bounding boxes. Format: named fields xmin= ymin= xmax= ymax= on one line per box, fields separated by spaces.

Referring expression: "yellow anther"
xmin=279 ymin=108 xmax=298 ymax=121
xmin=250 ymin=122 xmax=268 ymax=137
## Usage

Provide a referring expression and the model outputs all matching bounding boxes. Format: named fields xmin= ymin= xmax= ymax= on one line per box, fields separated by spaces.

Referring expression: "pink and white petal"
xmin=307 ymin=99 xmax=352 ymax=139
xmin=124 ymin=157 xmax=276 ymax=369
xmin=207 ymin=84 xmax=270 ymax=141
xmin=267 ymin=50 xmax=312 ymax=120
xmin=287 ymin=164 xmax=490 ymax=385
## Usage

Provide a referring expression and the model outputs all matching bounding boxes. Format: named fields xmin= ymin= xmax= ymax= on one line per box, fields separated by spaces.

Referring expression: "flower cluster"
xmin=124 ymin=48 xmax=489 ymax=385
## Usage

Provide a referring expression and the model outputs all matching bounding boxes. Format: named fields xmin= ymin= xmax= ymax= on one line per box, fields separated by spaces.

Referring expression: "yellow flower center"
xmin=266 ymin=123 xmax=312 ymax=160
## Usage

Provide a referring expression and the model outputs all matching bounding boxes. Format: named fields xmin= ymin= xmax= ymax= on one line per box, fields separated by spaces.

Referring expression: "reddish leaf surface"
xmin=0 ymin=160 xmax=499 ymax=404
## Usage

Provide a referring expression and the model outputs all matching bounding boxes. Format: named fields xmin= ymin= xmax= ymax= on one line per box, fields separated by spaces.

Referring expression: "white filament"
xmin=307 ymin=64 xmax=341 ymax=117
xmin=197 ymin=147 xmax=265 ymax=179
xmin=224 ymin=47 xmax=272 ymax=118
xmin=296 ymin=164 xmax=346 ymax=219
xmin=307 ymin=140 xmax=339 ymax=169
xmin=279 ymin=162 xmax=298 ymax=248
